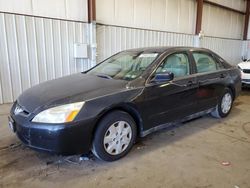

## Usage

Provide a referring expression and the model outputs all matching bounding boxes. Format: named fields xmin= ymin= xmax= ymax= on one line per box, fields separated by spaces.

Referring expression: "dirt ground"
xmin=1 ymin=89 xmax=250 ymax=188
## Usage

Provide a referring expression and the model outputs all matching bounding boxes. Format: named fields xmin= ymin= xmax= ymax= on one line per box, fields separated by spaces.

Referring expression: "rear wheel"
xmin=211 ymin=88 xmax=233 ymax=118
xmin=92 ymin=111 xmax=137 ymax=161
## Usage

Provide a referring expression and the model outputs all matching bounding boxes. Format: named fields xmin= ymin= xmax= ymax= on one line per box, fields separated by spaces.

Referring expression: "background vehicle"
xmin=10 ymin=47 xmax=241 ymax=161
xmin=238 ymin=60 xmax=250 ymax=86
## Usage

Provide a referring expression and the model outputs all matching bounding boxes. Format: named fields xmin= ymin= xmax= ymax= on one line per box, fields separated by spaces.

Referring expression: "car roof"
xmin=124 ymin=46 xmax=212 ymax=54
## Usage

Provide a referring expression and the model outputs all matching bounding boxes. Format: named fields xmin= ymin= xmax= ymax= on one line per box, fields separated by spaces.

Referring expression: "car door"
xmin=141 ymin=51 xmax=198 ymax=131
xmin=191 ymin=51 xmax=229 ymax=112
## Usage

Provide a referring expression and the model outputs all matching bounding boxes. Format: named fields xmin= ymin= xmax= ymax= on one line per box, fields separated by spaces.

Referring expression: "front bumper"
xmin=10 ymin=111 xmax=96 ymax=155
xmin=241 ymin=72 xmax=250 ymax=85
xmin=242 ymin=79 xmax=250 ymax=85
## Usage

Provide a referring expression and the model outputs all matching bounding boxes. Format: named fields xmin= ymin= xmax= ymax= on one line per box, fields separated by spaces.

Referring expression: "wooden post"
xmin=88 ymin=0 xmax=96 ymax=23
xmin=243 ymin=0 xmax=250 ymax=40
xmin=195 ymin=0 xmax=204 ymax=35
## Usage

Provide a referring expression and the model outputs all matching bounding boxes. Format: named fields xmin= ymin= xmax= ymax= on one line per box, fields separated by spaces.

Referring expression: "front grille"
xmin=243 ymin=69 xmax=250 ymax=74
xmin=14 ymin=103 xmax=30 ymax=116
xmin=242 ymin=79 xmax=250 ymax=82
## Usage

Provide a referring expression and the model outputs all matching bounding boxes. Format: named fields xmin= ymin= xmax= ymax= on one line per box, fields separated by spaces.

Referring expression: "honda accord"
xmin=9 ymin=47 xmax=241 ymax=161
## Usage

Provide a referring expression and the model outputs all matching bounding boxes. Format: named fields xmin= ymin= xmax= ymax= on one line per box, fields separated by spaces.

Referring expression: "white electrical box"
xmin=74 ymin=43 xmax=88 ymax=59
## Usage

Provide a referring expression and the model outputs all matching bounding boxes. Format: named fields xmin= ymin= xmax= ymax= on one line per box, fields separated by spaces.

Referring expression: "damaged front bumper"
xmin=9 ymin=109 xmax=95 ymax=155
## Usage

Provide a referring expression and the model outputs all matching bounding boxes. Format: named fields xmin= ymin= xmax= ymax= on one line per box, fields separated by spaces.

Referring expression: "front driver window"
xmin=156 ymin=53 xmax=190 ymax=78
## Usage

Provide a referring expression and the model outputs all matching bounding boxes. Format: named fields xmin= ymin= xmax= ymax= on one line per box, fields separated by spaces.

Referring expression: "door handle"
xmin=171 ymin=81 xmax=196 ymax=87
xmin=198 ymin=80 xmax=207 ymax=85
xmin=186 ymin=81 xmax=194 ymax=87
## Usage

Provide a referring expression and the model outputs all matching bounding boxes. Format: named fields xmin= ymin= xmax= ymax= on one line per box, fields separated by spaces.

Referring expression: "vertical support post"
xmin=195 ymin=0 xmax=204 ymax=35
xmin=88 ymin=0 xmax=96 ymax=23
xmin=87 ymin=0 xmax=97 ymax=66
xmin=243 ymin=0 xmax=250 ymax=40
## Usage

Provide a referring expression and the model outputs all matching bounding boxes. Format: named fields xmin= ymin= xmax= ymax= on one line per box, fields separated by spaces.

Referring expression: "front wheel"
xmin=92 ymin=111 xmax=137 ymax=161
xmin=211 ymin=88 xmax=233 ymax=118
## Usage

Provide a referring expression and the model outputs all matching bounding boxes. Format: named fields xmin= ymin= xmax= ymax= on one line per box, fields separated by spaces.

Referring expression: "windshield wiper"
xmin=96 ymin=74 xmax=113 ymax=79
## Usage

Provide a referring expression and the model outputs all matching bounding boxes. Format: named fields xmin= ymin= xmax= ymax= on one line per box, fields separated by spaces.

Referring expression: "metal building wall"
xmin=201 ymin=37 xmax=243 ymax=64
xmin=0 ymin=13 xmax=91 ymax=104
xmin=97 ymin=24 xmax=195 ymax=62
xmin=0 ymin=0 xmax=88 ymax=22
xmin=202 ymin=3 xmax=244 ymax=39
xmin=96 ymin=24 xmax=244 ymax=64
xmin=96 ymin=0 xmax=245 ymax=64
xmin=96 ymin=0 xmax=196 ymax=34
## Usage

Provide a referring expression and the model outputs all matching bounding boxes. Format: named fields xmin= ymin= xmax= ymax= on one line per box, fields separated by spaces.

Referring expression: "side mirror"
xmin=152 ymin=72 xmax=174 ymax=83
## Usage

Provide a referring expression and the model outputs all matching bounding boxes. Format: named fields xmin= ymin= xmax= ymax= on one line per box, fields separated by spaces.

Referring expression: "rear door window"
xmin=192 ymin=52 xmax=223 ymax=73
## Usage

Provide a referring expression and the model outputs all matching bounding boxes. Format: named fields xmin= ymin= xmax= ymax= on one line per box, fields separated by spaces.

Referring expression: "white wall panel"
xmin=96 ymin=0 xmax=196 ymax=34
xmin=15 ymin=16 xmax=31 ymax=92
xmin=65 ymin=0 xmax=88 ymax=22
xmin=0 ymin=0 xmax=33 ymax=14
xmin=0 ymin=0 xmax=88 ymax=22
xmin=61 ymin=21 xmax=70 ymax=76
xmin=35 ymin=18 xmax=48 ymax=83
xmin=0 ymin=13 xmax=12 ymax=103
xmin=150 ymin=0 xmax=165 ymax=31
xmin=44 ymin=19 xmax=55 ymax=80
xmin=202 ymin=4 xmax=244 ymax=39
xmin=96 ymin=24 xmax=195 ymax=62
xmin=201 ymin=37 xmax=243 ymax=64
xmin=96 ymin=0 xmax=245 ymax=39
xmin=5 ymin=14 xmax=22 ymax=101
xmin=33 ymin=0 xmax=66 ymax=20
xmin=0 ymin=13 xmax=91 ymax=104
xmin=26 ymin=16 xmax=40 ymax=86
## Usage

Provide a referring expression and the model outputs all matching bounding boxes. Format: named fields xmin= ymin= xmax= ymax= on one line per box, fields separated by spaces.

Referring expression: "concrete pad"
xmin=0 ymin=90 xmax=250 ymax=188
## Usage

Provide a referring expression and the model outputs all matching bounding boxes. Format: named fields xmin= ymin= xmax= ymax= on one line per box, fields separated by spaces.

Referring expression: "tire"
xmin=211 ymin=88 xmax=233 ymax=118
xmin=92 ymin=110 xmax=137 ymax=162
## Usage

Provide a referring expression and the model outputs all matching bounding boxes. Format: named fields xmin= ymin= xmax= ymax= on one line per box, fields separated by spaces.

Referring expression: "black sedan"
xmin=9 ymin=47 xmax=241 ymax=161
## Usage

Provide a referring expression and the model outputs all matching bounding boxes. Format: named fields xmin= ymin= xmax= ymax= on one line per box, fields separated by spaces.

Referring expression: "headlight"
xmin=238 ymin=66 xmax=243 ymax=71
xmin=32 ymin=102 xmax=85 ymax=123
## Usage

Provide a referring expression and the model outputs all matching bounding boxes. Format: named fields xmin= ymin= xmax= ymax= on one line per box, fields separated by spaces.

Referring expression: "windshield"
xmin=87 ymin=52 xmax=159 ymax=81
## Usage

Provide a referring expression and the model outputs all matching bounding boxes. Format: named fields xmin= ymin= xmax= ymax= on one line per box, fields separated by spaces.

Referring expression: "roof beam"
xmin=203 ymin=0 xmax=245 ymax=15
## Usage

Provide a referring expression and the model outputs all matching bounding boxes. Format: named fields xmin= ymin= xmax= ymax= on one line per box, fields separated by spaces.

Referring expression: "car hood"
xmin=17 ymin=73 xmax=129 ymax=113
xmin=238 ymin=62 xmax=250 ymax=69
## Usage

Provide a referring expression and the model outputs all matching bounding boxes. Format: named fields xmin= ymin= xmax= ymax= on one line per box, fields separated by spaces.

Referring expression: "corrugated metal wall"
xmin=95 ymin=0 xmax=245 ymax=65
xmin=96 ymin=0 xmax=246 ymax=39
xmin=97 ymin=24 xmax=195 ymax=62
xmin=96 ymin=0 xmax=196 ymax=34
xmin=202 ymin=3 xmax=244 ymax=39
xmin=0 ymin=0 xmax=88 ymax=22
xmin=96 ymin=24 xmax=244 ymax=64
xmin=201 ymin=37 xmax=243 ymax=64
xmin=0 ymin=13 xmax=91 ymax=104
